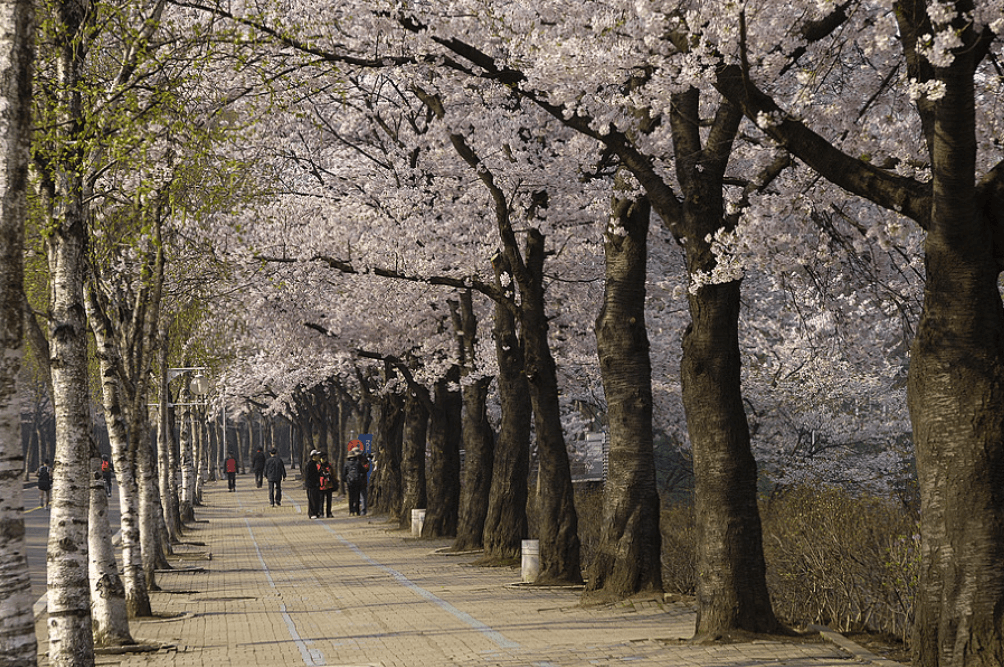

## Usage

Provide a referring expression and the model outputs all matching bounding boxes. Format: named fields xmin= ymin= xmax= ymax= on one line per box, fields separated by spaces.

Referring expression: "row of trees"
xmin=0 ymin=2 xmax=1000 ymax=667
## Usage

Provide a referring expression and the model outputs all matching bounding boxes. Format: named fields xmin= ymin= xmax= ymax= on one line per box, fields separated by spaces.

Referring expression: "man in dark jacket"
xmin=343 ymin=448 xmax=368 ymax=516
xmin=264 ymin=449 xmax=286 ymax=507
xmin=251 ymin=447 xmax=267 ymax=488
xmin=304 ymin=449 xmax=322 ymax=518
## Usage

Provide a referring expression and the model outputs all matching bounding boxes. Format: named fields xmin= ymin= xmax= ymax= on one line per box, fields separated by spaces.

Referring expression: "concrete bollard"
xmin=411 ymin=508 xmax=426 ymax=537
xmin=521 ymin=539 xmax=540 ymax=583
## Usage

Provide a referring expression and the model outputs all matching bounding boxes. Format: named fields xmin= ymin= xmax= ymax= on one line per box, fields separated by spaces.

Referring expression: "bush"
xmin=761 ymin=486 xmax=918 ymax=640
xmin=659 ymin=501 xmax=697 ymax=595
xmin=654 ymin=486 xmax=918 ymax=640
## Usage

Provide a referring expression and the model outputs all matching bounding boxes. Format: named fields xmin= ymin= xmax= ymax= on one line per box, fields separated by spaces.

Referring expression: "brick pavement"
xmin=36 ymin=483 xmax=903 ymax=666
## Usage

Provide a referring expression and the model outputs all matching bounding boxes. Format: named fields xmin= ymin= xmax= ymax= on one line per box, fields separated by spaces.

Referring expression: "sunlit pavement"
xmin=34 ymin=481 xmax=901 ymax=666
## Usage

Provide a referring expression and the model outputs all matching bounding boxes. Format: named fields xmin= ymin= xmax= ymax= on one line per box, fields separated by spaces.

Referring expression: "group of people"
xmin=34 ymin=443 xmax=369 ymax=516
xmin=240 ymin=444 xmax=370 ymax=518
xmin=303 ymin=446 xmax=370 ymax=518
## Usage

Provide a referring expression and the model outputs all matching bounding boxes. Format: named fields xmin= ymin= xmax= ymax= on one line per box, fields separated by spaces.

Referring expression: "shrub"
xmin=761 ymin=486 xmax=918 ymax=640
xmin=659 ymin=501 xmax=697 ymax=595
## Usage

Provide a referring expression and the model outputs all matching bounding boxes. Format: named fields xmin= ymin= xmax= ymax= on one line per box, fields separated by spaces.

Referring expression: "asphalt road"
xmin=21 ymin=481 xmax=121 ymax=602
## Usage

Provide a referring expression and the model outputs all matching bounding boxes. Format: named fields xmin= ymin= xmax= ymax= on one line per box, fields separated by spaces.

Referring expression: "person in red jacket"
xmin=225 ymin=453 xmax=238 ymax=492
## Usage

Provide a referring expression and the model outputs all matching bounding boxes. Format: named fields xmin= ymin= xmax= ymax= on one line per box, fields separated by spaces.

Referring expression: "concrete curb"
xmin=809 ymin=624 xmax=907 ymax=666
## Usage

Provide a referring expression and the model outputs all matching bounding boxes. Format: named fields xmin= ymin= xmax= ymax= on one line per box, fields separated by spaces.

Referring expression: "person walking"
xmin=264 ymin=448 xmax=286 ymax=507
xmin=304 ymin=449 xmax=322 ymax=518
xmin=318 ymin=452 xmax=338 ymax=518
xmin=100 ymin=454 xmax=114 ymax=497
xmin=37 ymin=460 xmax=52 ymax=509
xmin=251 ymin=446 xmax=267 ymax=488
xmin=343 ymin=448 xmax=367 ymax=516
xmin=224 ymin=453 xmax=238 ymax=492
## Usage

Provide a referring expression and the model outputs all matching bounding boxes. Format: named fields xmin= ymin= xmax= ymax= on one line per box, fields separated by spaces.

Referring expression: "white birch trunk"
xmin=0 ymin=0 xmax=35 ymax=661
xmin=178 ymin=400 xmax=194 ymax=515
xmin=84 ymin=283 xmax=151 ymax=616
xmin=136 ymin=428 xmax=162 ymax=589
xmin=46 ymin=230 xmax=96 ymax=664
xmin=87 ymin=447 xmax=131 ymax=645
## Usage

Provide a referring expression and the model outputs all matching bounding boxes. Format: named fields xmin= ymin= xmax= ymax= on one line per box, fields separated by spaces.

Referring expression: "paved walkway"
xmin=36 ymin=483 xmax=902 ymax=666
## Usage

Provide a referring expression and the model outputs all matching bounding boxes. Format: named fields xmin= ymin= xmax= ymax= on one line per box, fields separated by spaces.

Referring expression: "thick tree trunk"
xmin=667 ymin=89 xmax=779 ymax=639
xmin=908 ymin=32 xmax=1004 ymax=667
xmin=683 ymin=278 xmax=778 ymax=638
xmin=0 ymin=0 xmax=35 ymax=658
xmin=369 ymin=393 xmax=404 ymax=517
xmin=453 ymin=376 xmax=493 ymax=551
xmin=88 ymin=446 xmax=132 ymax=646
xmin=482 ymin=261 xmax=530 ymax=563
xmin=399 ymin=388 xmax=428 ymax=529
xmin=585 ymin=188 xmax=663 ymax=603
xmin=517 ymin=230 xmax=582 ymax=584
xmin=44 ymin=0 xmax=98 ymax=661
xmin=422 ymin=373 xmax=462 ymax=537
xmin=453 ymin=291 xmax=494 ymax=552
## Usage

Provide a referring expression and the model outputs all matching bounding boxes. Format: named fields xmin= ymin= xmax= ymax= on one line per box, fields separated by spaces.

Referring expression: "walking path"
xmin=36 ymin=483 xmax=903 ymax=666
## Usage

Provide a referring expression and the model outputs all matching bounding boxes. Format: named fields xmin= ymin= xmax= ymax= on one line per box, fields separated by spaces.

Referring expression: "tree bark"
xmin=422 ymin=372 xmax=462 ymax=537
xmin=84 ymin=283 xmax=151 ymax=616
xmin=44 ymin=0 xmax=97 ymax=654
xmin=0 ymin=0 xmax=35 ymax=657
xmin=671 ymin=90 xmax=779 ymax=638
xmin=584 ymin=185 xmax=663 ymax=603
xmin=88 ymin=445 xmax=132 ymax=646
xmin=399 ymin=387 xmax=428 ymax=529
xmin=369 ymin=392 xmax=404 ymax=517
xmin=905 ymin=14 xmax=1004 ymax=666
xmin=517 ymin=230 xmax=582 ymax=584
xmin=452 ymin=291 xmax=495 ymax=552
xmin=481 ymin=255 xmax=531 ymax=563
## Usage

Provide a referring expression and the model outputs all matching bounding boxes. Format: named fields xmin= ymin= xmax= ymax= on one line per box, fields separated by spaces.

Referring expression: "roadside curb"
xmin=809 ymin=624 xmax=906 ymax=666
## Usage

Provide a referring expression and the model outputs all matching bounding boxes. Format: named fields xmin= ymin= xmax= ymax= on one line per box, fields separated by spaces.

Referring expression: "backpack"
xmin=38 ymin=465 xmax=50 ymax=484
xmin=101 ymin=460 xmax=110 ymax=473
xmin=345 ymin=458 xmax=364 ymax=484
xmin=319 ymin=464 xmax=336 ymax=491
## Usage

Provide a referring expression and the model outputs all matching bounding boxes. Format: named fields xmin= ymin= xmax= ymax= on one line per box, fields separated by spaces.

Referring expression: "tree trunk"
xmin=422 ymin=373 xmax=462 ymax=537
xmin=453 ymin=376 xmax=493 ymax=551
xmin=157 ymin=348 xmax=182 ymax=542
xmin=517 ymin=230 xmax=582 ymax=584
xmin=452 ymin=291 xmax=495 ymax=552
xmin=399 ymin=388 xmax=428 ymax=529
xmin=482 ymin=258 xmax=531 ymax=563
xmin=370 ymin=393 xmax=404 ymax=518
xmin=0 ymin=0 xmax=35 ymax=657
xmin=584 ymin=186 xmax=663 ymax=603
xmin=84 ymin=283 xmax=151 ymax=616
xmin=88 ymin=446 xmax=132 ymax=646
xmin=663 ymin=88 xmax=780 ymax=638
xmin=907 ymin=26 xmax=1004 ymax=667
xmin=179 ymin=398 xmax=195 ymax=523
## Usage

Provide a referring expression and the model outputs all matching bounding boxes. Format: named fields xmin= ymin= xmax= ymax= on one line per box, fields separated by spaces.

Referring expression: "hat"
xmin=310 ymin=449 xmax=320 ymax=457
xmin=270 ymin=448 xmax=277 ymax=455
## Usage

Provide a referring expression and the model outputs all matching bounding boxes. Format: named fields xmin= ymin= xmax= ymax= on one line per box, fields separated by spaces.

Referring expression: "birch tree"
xmin=0 ymin=0 xmax=35 ymax=661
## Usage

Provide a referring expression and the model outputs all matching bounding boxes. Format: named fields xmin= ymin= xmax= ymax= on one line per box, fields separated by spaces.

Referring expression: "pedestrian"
xmin=251 ymin=446 xmax=267 ymax=488
xmin=264 ymin=448 xmax=286 ymax=507
xmin=305 ymin=449 xmax=322 ymax=518
xmin=343 ymin=447 xmax=367 ymax=516
xmin=37 ymin=459 xmax=52 ymax=509
xmin=318 ymin=452 xmax=338 ymax=518
xmin=224 ymin=452 xmax=238 ymax=492
xmin=100 ymin=454 xmax=114 ymax=497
